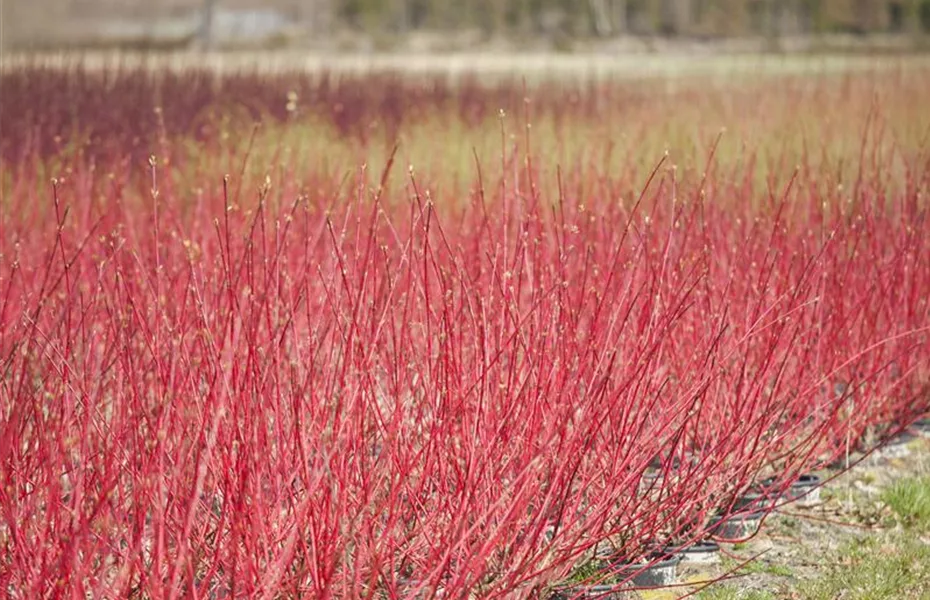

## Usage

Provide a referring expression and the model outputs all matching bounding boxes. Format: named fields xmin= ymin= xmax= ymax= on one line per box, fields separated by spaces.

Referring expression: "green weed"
xmin=881 ymin=476 xmax=930 ymax=531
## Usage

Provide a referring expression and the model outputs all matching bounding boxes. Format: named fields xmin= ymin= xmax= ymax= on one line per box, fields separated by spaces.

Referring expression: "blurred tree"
xmin=660 ymin=0 xmax=692 ymax=34
xmin=200 ymin=0 xmax=217 ymax=48
xmin=273 ymin=0 xmax=930 ymax=39
xmin=293 ymin=0 xmax=335 ymax=33
xmin=4 ymin=0 xmax=930 ymax=49
xmin=920 ymin=0 xmax=930 ymax=31
xmin=475 ymin=0 xmax=509 ymax=36
xmin=586 ymin=0 xmax=630 ymax=35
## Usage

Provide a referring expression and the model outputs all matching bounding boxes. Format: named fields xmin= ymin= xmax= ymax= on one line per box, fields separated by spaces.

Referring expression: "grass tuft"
xmin=697 ymin=586 xmax=778 ymax=600
xmin=882 ymin=476 xmax=930 ymax=532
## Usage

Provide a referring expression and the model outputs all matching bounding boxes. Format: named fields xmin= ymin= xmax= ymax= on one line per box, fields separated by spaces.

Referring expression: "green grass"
xmin=702 ymin=533 xmax=930 ymax=600
xmin=797 ymin=534 xmax=930 ymax=600
xmin=697 ymin=586 xmax=777 ymax=600
xmin=770 ymin=515 xmax=801 ymax=536
xmin=721 ymin=556 xmax=795 ymax=578
xmin=882 ymin=476 xmax=930 ymax=531
xmin=564 ymin=558 xmax=608 ymax=585
xmin=742 ymin=562 xmax=794 ymax=577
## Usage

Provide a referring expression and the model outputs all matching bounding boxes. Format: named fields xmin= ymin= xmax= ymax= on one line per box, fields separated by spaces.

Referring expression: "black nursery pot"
xmin=396 ymin=577 xmax=448 ymax=599
xmin=677 ymin=539 xmax=720 ymax=564
xmin=785 ymin=473 xmax=822 ymax=507
xmin=893 ymin=429 xmax=919 ymax=445
xmin=733 ymin=478 xmax=779 ymax=511
xmin=638 ymin=470 xmax=665 ymax=493
xmin=914 ymin=418 xmax=930 ymax=437
xmin=613 ymin=553 xmax=681 ymax=587
xmin=708 ymin=510 xmax=765 ymax=542
xmin=877 ymin=428 xmax=918 ymax=458
xmin=549 ymin=584 xmax=625 ymax=600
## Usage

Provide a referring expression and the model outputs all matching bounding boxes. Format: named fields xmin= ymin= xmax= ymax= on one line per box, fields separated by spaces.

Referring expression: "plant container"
xmin=676 ymin=539 xmax=721 ymax=564
xmin=549 ymin=584 xmax=628 ymax=599
xmin=708 ymin=510 xmax=765 ymax=542
xmin=784 ymin=474 xmax=822 ymax=508
xmin=396 ymin=578 xmax=446 ymax=599
xmin=612 ymin=553 xmax=681 ymax=587
xmin=877 ymin=430 xmax=917 ymax=459
xmin=913 ymin=418 xmax=930 ymax=438
xmin=733 ymin=478 xmax=779 ymax=511
xmin=638 ymin=470 xmax=666 ymax=495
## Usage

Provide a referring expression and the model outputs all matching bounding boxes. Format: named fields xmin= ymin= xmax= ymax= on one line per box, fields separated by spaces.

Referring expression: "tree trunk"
xmin=612 ymin=0 xmax=628 ymax=33
xmin=589 ymin=0 xmax=614 ymax=36
xmin=199 ymin=0 xmax=217 ymax=49
xmin=302 ymin=0 xmax=335 ymax=34
xmin=661 ymin=0 xmax=692 ymax=34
